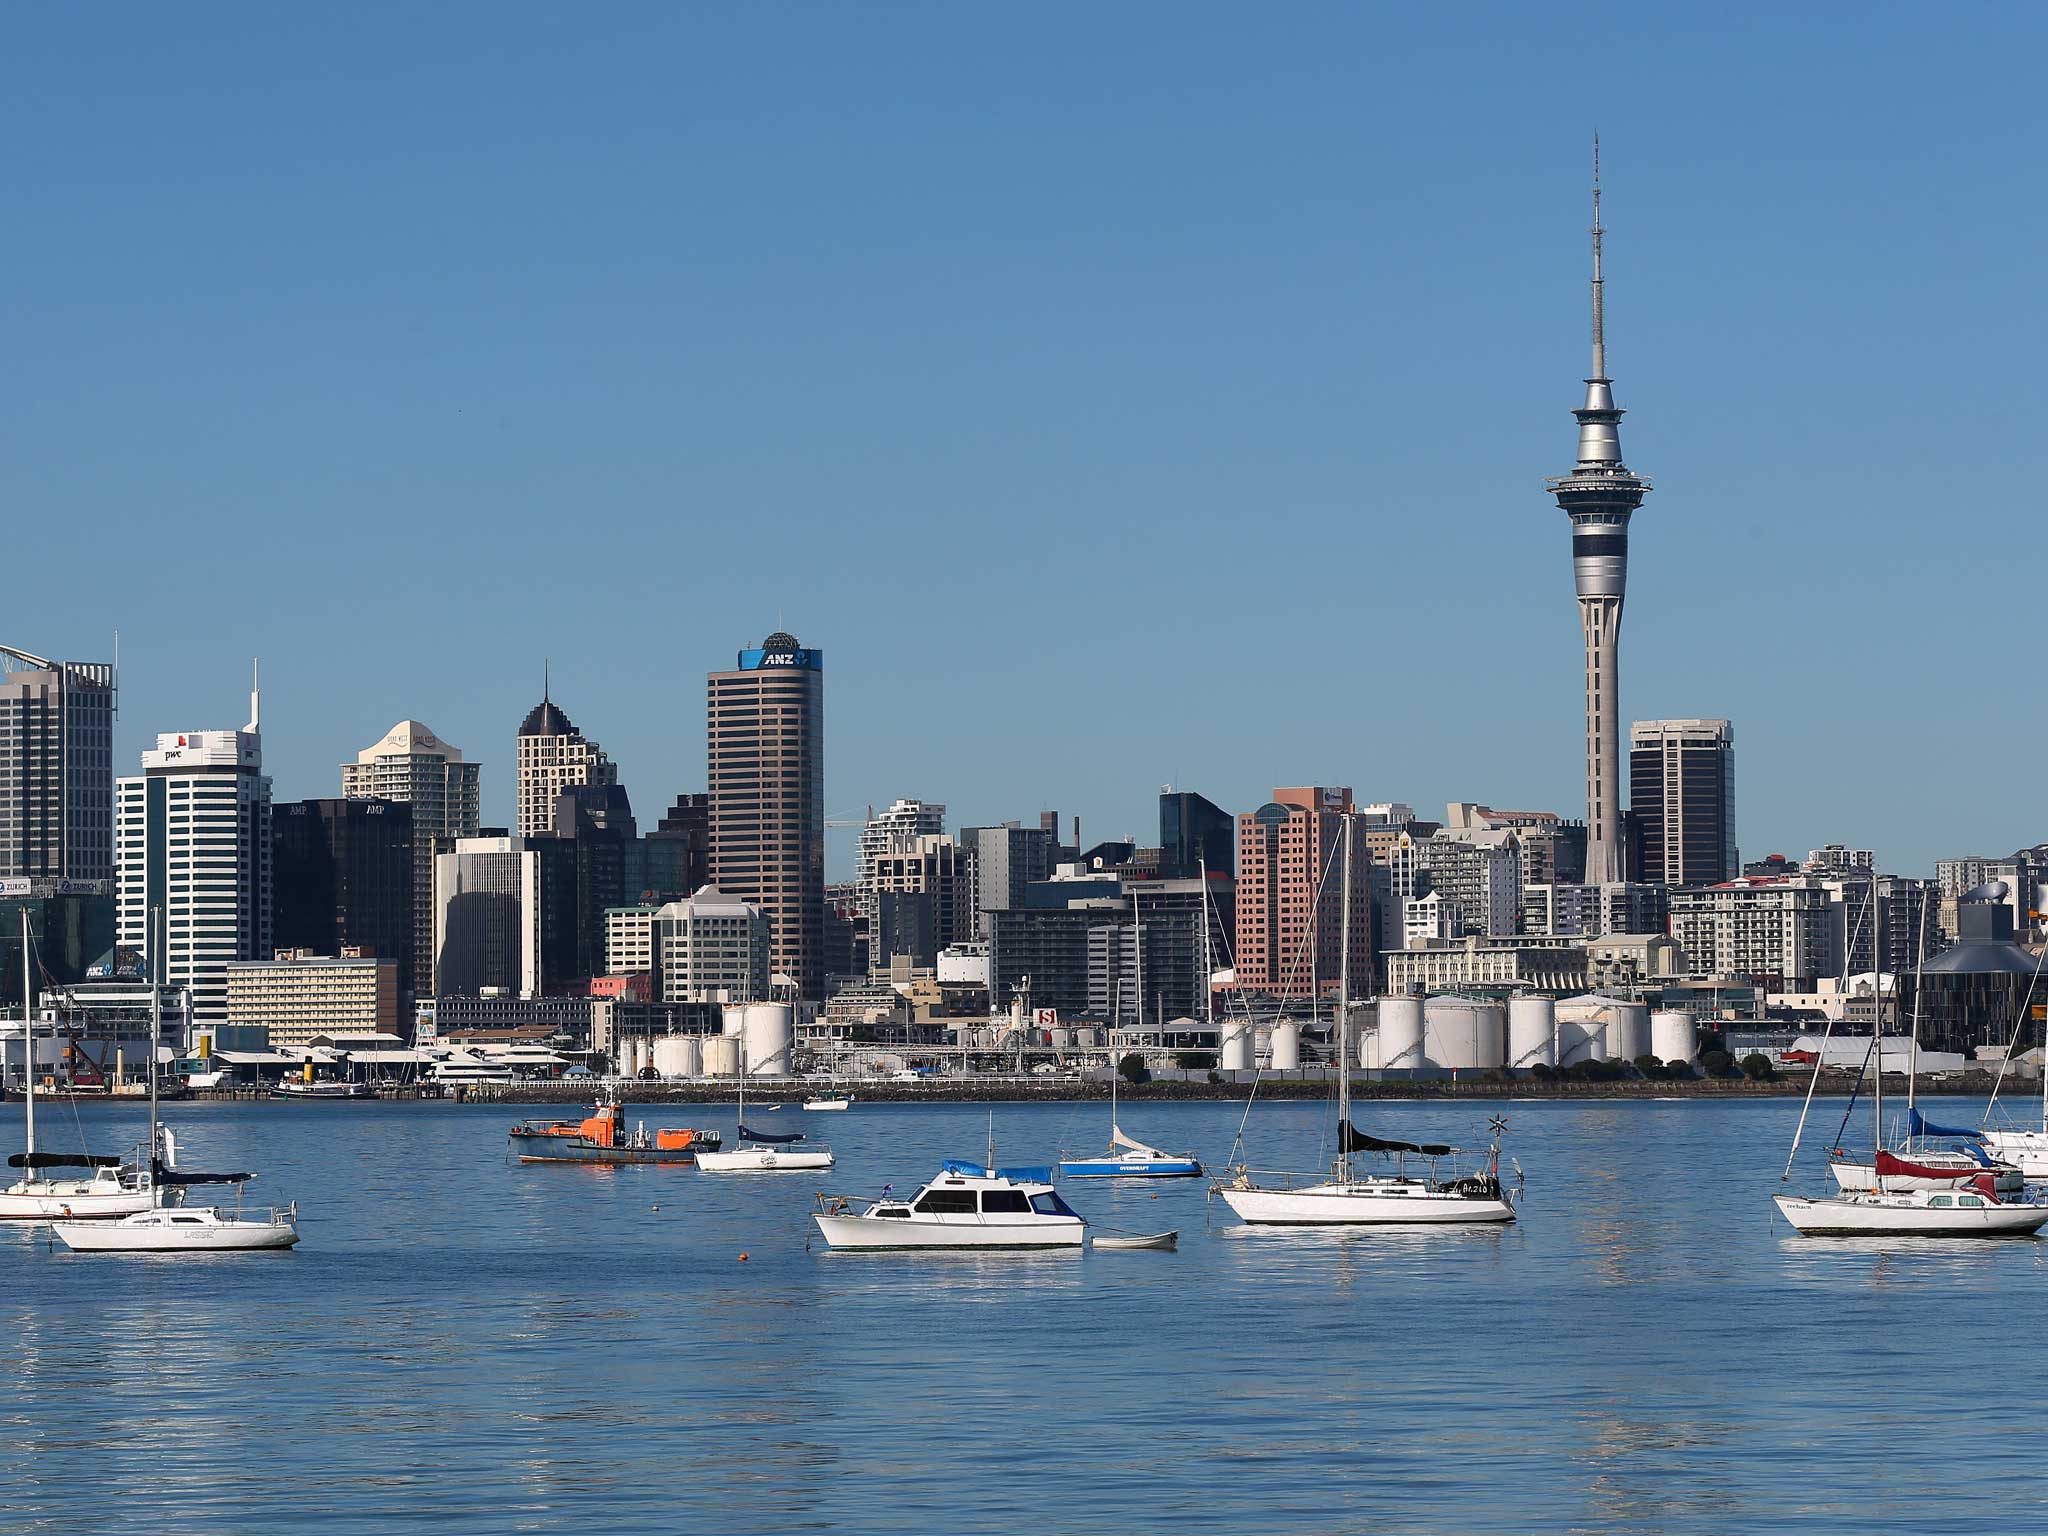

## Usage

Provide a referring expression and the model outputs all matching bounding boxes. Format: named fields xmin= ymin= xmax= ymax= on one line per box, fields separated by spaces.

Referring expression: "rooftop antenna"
xmin=112 ymin=630 xmax=120 ymax=719
xmin=1590 ymin=130 xmax=1606 ymax=381
xmin=248 ymin=657 xmax=261 ymax=733
xmin=543 ymin=658 xmax=550 ymax=703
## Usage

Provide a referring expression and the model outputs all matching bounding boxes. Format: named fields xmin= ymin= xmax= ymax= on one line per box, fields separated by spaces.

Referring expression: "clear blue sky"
xmin=8 ymin=5 xmax=2044 ymax=878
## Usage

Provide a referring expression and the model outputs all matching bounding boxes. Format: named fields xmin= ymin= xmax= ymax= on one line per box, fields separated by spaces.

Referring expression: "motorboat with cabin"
xmin=813 ymin=1160 xmax=1085 ymax=1250
xmin=508 ymin=1096 xmax=720 ymax=1165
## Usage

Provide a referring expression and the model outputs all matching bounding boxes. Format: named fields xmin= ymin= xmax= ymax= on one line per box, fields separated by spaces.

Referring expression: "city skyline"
xmin=9 ymin=9 xmax=2046 ymax=875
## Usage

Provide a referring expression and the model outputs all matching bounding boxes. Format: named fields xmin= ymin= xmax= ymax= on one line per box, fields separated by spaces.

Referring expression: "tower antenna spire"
xmin=1590 ymin=130 xmax=1605 ymax=381
xmin=543 ymin=658 xmax=550 ymax=704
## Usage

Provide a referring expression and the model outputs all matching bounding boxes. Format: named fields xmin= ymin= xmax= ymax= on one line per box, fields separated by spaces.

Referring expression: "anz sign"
xmin=739 ymin=648 xmax=822 ymax=672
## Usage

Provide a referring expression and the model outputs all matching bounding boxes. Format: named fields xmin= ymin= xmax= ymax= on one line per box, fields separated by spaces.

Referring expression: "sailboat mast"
xmin=1109 ymin=976 xmax=1120 ymax=1145
xmin=1870 ymin=883 xmax=1885 ymax=1192
xmin=20 ymin=909 xmax=33 ymax=1162
xmin=148 ymin=905 xmax=161 ymax=1193
xmin=1907 ymin=893 xmax=1927 ymax=1115
xmin=1199 ymin=855 xmax=1213 ymax=1028
xmin=1337 ymin=817 xmax=1352 ymax=1182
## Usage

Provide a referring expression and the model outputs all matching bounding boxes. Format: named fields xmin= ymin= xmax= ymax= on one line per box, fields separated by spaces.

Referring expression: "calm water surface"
xmin=3 ymin=1094 xmax=2044 ymax=1534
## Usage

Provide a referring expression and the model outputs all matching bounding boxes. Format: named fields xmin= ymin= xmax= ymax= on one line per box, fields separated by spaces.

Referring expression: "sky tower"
xmin=1547 ymin=137 xmax=1651 ymax=886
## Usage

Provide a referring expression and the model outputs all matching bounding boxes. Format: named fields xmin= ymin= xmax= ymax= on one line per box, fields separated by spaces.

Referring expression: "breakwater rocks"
xmin=444 ymin=1068 xmax=2014 ymax=1106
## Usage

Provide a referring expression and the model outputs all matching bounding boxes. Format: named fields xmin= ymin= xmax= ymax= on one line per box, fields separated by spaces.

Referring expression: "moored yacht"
xmin=2 ymin=911 xmax=157 ymax=1220
xmin=55 ymin=1202 xmax=300 ymax=1253
xmin=695 ymin=1078 xmax=833 ymax=1171
xmin=813 ymin=1160 xmax=1084 ymax=1250
xmin=1218 ymin=1125 xmax=1516 ymax=1226
xmin=1774 ymin=1181 xmax=2048 ymax=1237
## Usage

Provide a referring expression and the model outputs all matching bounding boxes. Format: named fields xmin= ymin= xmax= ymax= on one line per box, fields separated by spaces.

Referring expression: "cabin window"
xmin=914 ymin=1190 xmax=977 ymax=1215
xmin=980 ymin=1190 xmax=1030 ymax=1214
xmin=872 ymin=1206 xmax=910 ymax=1219
xmin=1929 ymin=1196 xmax=1953 ymax=1208
xmin=1029 ymin=1191 xmax=1080 ymax=1218
xmin=172 ymin=1216 xmax=204 ymax=1224
xmin=1958 ymin=1195 xmax=1985 ymax=1208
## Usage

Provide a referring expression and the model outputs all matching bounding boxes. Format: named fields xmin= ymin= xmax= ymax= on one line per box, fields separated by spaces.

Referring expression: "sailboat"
xmin=1978 ymin=918 xmax=2048 ymax=1175
xmin=54 ymin=906 xmax=298 ymax=1253
xmin=1775 ymin=890 xmax=2046 ymax=1237
xmin=696 ymin=1052 xmax=833 ymax=1172
xmin=1 ymin=910 xmax=155 ymax=1220
xmin=1060 ymin=985 xmax=1201 ymax=1179
xmin=1215 ymin=818 xmax=1515 ymax=1226
xmin=1828 ymin=902 xmax=2022 ymax=1193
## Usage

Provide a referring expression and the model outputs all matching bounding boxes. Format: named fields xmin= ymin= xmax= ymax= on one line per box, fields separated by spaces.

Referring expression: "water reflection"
xmin=1 ymin=1096 xmax=2044 ymax=1534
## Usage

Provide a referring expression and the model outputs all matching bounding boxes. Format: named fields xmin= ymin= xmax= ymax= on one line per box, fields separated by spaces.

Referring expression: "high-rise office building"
xmin=0 ymin=645 xmax=116 ymax=883
xmin=273 ymin=798 xmax=415 ymax=995
xmin=654 ymin=885 xmax=772 ymax=1004
xmin=433 ymin=835 xmax=541 ymax=997
xmin=1159 ymin=791 xmax=1235 ymax=879
xmin=707 ymin=633 xmax=824 ymax=998
xmin=515 ymin=685 xmax=616 ymax=839
xmin=1629 ymin=719 xmax=1736 ymax=886
xmin=115 ymin=682 xmax=272 ymax=1024
xmin=342 ymin=719 xmax=481 ymax=998
xmin=959 ymin=819 xmax=1063 ymax=939
xmin=1546 ymin=142 xmax=1652 ymax=886
xmin=1233 ymin=787 xmax=1374 ymax=1000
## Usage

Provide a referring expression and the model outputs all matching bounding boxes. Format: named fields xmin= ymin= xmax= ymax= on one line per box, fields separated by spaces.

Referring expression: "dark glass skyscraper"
xmin=1628 ymin=720 xmax=1736 ymax=887
xmin=1159 ymin=791 xmax=1235 ymax=879
xmin=273 ymin=797 xmax=416 ymax=993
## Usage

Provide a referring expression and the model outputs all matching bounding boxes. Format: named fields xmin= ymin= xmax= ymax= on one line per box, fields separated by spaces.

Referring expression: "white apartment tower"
xmin=116 ymin=680 xmax=272 ymax=1026
xmin=343 ymin=719 xmax=482 ymax=996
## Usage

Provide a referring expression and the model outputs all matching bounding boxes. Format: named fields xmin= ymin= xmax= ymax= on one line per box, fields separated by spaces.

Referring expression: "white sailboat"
xmin=1978 ymin=916 xmax=2048 ymax=1175
xmin=1 ymin=909 xmax=155 ymax=1220
xmin=1215 ymin=818 xmax=1516 ymax=1227
xmin=695 ymin=1060 xmax=833 ymax=1172
xmin=1827 ymin=904 xmax=2022 ymax=1193
xmin=1059 ymin=984 xmax=1201 ymax=1179
xmin=54 ymin=906 xmax=298 ymax=1254
xmin=1775 ymin=892 xmax=2046 ymax=1237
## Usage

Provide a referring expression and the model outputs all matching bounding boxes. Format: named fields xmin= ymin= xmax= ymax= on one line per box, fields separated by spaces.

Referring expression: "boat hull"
xmin=803 ymin=1100 xmax=851 ymax=1112
xmin=0 ymin=1183 xmax=155 ymax=1220
xmin=54 ymin=1216 xmax=299 ymax=1252
xmin=511 ymin=1136 xmax=698 ymax=1165
xmin=697 ymin=1147 xmax=835 ymax=1172
xmin=1059 ymin=1158 xmax=1203 ymax=1179
xmin=1774 ymin=1193 xmax=2048 ymax=1237
xmin=1218 ymin=1183 xmax=1514 ymax=1225
xmin=812 ymin=1214 xmax=1084 ymax=1250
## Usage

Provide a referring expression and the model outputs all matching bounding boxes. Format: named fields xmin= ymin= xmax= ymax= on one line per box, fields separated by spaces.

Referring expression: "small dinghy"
xmin=1092 ymin=1231 xmax=1178 ymax=1251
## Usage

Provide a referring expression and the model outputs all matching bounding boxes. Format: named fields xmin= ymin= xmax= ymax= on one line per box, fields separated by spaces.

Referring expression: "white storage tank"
xmin=651 ymin=1035 xmax=702 ymax=1078
xmin=1221 ymin=1026 xmax=1253 ymax=1072
xmin=743 ymin=1003 xmax=794 ymax=1076
xmin=1358 ymin=1026 xmax=1381 ymax=1071
xmin=1507 ymin=997 xmax=1557 ymax=1070
xmin=1651 ymin=1010 xmax=1697 ymax=1065
xmin=1377 ymin=997 xmax=1425 ymax=1070
xmin=1048 ymin=1027 xmax=1072 ymax=1051
xmin=1610 ymin=1002 xmax=1650 ymax=1064
xmin=1556 ymin=994 xmax=1619 ymax=1063
xmin=1423 ymin=998 xmax=1505 ymax=1071
xmin=630 ymin=1038 xmax=650 ymax=1076
xmin=1268 ymin=1022 xmax=1301 ymax=1071
xmin=700 ymin=1034 xmax=741 ymax=1078
xmin=722 ymin=1004 xmax=746 ymax=1036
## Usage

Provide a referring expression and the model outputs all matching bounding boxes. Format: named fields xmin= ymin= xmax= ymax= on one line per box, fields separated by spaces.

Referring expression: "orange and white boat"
xmin=508 ymin=1096 xmax=721 ymax=1165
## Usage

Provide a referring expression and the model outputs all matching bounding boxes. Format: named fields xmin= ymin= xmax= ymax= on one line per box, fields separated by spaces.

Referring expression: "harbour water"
xmin=5 ymin=1094 xmax=2045 ymax=1534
